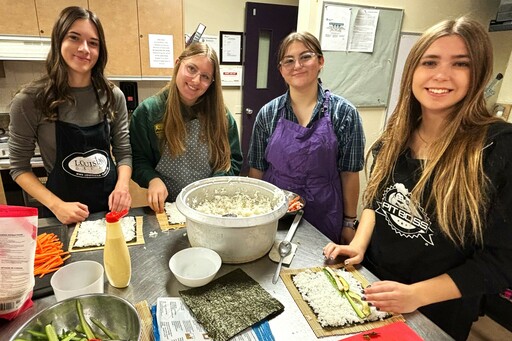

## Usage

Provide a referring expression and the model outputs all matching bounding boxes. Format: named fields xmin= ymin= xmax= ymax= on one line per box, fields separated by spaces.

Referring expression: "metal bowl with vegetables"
xmin=9 ymin=294 xmax=141 ymax=341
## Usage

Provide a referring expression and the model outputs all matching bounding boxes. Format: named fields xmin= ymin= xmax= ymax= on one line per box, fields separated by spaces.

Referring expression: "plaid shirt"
xmin=248 ymin=84 xmax=365 ymax=173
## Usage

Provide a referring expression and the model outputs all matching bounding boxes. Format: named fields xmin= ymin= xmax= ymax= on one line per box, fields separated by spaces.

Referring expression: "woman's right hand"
xmin=323 ymin=241 xmax=365 ymax=266
xmin=52 ymin=202 xmax=89 ymax=224
xmin=147 ymin=178 xmax=168 ymax=213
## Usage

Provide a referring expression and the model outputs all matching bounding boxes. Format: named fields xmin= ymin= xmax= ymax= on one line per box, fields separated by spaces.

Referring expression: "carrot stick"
xmin=34 ymin=232 xmax=70 ymax=278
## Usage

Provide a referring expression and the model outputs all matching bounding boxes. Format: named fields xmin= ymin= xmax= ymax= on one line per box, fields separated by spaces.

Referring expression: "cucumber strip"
xmin=44 ymin=324 xmax=59 ymax=341
xmin=76 ymin=300 xmax=95 ymax=340
xmin=323 ymin=267 xmax=368 ymax=319
xmin=91 ymin=317 xmax=119 ymax=340
xmin=343 ymin=291 xmax=366 ymax=319
xmin=61 ymin=331 xmax=77 ymax=341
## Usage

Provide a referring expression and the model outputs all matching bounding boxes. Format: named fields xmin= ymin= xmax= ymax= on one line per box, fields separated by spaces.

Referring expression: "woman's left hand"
xmin=109 ymin=185 xmax=132 ymax=212
xmin=363 ymin=280 xmax=421 ymax=314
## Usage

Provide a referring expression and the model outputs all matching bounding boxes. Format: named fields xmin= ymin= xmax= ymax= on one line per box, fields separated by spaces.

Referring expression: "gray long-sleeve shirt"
xmin=8 ymin=84 xmax=132 ymax=180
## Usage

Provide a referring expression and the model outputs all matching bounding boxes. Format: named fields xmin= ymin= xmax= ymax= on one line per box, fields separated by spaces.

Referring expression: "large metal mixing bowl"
xmin=10 ymin=294 xmax=141 ymax=341
xmin=176 ymin=177 xmax=287 ymax=263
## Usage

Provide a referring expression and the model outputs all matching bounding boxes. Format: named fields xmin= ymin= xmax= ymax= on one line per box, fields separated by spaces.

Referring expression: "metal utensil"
xmin=272 ymin=210 xmax=304 ymax=284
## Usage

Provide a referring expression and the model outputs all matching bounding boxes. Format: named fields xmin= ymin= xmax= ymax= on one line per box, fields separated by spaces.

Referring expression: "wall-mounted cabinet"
xmin=91 ymin=0 xmax=184 ymax=78
xmin=0 ymin=0 xmax=39 ymax=36
xmin=0 ymin=0 xmax=86 ymax=36
xmin=36 ymin=0 xmax=88 ymax=36
xmin=0 ymin=0 xmax=184 ymax=78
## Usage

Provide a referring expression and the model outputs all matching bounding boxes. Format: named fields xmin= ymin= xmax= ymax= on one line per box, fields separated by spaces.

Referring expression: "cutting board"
xmin=33 ymin=224 xmax=68 ymax=299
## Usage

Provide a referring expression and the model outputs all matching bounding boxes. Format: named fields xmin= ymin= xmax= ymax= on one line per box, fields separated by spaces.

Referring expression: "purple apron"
xmin=263 ymin=91 xmax=344 ymax=242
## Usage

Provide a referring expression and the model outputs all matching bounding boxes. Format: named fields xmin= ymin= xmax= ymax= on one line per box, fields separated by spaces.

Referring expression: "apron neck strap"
xmin=322 ymin=90 xmax=331 ymax=116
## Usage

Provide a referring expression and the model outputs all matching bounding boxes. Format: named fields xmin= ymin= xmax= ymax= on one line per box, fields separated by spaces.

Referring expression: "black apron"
xmin=42 ymin=108 xmax=117 ymax=217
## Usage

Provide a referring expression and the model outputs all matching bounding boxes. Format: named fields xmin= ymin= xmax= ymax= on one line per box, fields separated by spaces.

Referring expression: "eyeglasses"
xmin=279 ymin=52 xmax=318 ymax=69
xmin=183 ymin=63 xmax=214 ymax=85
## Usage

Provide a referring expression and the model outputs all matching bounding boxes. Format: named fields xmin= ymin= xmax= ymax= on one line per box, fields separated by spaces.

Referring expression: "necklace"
xmin=416 ymin=129 xmax=429 ymax=145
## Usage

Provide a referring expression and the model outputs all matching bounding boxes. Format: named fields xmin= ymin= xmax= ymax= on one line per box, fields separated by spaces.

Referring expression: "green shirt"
xmin=129 ymin=89 xmax=243 ymax=188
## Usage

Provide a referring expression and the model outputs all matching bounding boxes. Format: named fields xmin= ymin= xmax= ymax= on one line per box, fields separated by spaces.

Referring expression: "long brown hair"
xmin=28 ymin=6 xmax=115 ymax=120
xmin=364 ymin=17 xmax=501 ymax=246
xmin=161 ymin=42 xmax=231 ymax=173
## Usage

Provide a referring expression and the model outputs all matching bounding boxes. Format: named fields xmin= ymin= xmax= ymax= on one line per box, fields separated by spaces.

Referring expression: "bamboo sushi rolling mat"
xmin=280 ymin=265 xmax=405 ymax=338
xmin=68 ymin=216 xmax=144 ymax=252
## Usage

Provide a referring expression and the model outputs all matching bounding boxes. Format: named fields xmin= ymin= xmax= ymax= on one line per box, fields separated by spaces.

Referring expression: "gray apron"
xmin=155 ymin=119 xmax=211 ymax=202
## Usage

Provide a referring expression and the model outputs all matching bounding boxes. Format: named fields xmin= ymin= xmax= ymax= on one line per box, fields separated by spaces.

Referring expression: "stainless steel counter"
xmin=0 ymin=207 xmax=453 ymax=340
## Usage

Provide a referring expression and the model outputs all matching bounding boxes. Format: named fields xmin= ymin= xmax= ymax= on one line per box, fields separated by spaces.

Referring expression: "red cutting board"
xmin=340 ymin=322 xmax=424 ymax=341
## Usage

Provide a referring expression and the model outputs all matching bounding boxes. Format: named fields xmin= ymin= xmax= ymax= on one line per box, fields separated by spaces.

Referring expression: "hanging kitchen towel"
xmin=179 ymin=268 xmax=284 ymax=341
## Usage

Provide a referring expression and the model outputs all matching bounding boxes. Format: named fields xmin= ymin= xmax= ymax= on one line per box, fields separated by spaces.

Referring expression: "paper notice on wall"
xmin=149 ymin=34 xmax=174 ymax=68
xmin=220 ymin=66 xmax=243 ymax=86
xmin=320 ymin=4 xmax=351 ymax=51
xmin=200 ymin=34 xmax=220 ymax=58
xmin=348 ymin=9 xmax=379 ymax=52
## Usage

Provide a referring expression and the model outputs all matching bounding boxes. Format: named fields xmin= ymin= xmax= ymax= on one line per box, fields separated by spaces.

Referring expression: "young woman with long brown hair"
xmin=323 ymin=17 xmax=512 ymax=340
xmin=9 ymin=6 xmax=132 ymax=224
xmin=130 ymin=42 xmax=242 ymax=213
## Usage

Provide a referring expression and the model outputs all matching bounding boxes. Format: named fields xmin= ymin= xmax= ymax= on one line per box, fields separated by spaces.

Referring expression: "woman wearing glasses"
xmin=130 ymin=42 xmax=242 ymax=213
xmin=248 ymin=32 xmax=365 ymax=244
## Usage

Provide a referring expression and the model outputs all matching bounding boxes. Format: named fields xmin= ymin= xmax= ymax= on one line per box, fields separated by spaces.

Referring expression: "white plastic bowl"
xmin=176 ymin=177 xmax=287 ymax=263
xmin=169 ymin=247 xmax=222 ymax=287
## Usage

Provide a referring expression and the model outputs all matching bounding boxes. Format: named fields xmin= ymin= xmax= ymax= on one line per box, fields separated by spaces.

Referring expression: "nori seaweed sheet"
xmin=179 ymin=268 xmax=284 ymax=341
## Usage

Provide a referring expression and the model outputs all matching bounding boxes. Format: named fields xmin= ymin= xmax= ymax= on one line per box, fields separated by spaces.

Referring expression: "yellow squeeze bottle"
xmin=104 ymin=209 xmax=131 ymax=288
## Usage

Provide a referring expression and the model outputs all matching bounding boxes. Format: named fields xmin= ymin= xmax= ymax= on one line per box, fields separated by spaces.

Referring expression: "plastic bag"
xmin=0 ymin=205 xmax=38 ymax=320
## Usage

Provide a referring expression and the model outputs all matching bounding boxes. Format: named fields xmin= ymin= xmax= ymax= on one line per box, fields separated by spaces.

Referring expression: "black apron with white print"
xmin=42 ymin=116 xmax=117 ymax=216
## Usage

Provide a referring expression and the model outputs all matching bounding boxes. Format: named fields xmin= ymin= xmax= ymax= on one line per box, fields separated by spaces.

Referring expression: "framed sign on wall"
xmin=219 ymin=31 xmax=243 ymax=65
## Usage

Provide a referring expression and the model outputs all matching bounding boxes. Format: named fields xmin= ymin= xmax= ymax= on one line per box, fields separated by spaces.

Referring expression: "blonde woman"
xmin=323 ymin=17 xmax=512 ymax=340
xmin=130 ymin=42 xmax=242 ymax=213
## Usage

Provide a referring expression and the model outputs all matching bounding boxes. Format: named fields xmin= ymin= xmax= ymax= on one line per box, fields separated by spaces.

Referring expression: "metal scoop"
xmin=272 ymin=210 xmax=303 ymax=284
xmin=272 ymin=241 xmax=292 ymax=284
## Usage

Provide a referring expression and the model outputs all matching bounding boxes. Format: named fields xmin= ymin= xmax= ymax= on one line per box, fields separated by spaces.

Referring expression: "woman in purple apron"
xmin=8 ymin=7 xmax=132 ymax=224
xmin=248 ymin=32 xmax=365 ymax=244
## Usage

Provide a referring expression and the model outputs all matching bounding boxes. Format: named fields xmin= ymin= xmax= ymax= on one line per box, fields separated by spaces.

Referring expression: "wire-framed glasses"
xmin=183 ymin=63 xmax=214 ymax=85
xmin=279 ymin=52 xmax=318 ymax=69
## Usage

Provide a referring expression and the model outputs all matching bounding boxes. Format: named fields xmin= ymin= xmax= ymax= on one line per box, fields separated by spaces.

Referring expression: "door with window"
xmin=241 ymin=2 xmax=298 ymax=174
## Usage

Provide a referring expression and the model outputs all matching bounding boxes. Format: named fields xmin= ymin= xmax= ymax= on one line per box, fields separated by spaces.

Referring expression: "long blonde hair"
xmin=161 ymin=42 xmax=231 ymax=173
xmin=364 ymin=17 xmax=501 ymax=246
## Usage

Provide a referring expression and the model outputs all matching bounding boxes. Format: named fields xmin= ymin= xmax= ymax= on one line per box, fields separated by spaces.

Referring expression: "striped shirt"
xmin=248 ymin=84 xmax=365 ymax=173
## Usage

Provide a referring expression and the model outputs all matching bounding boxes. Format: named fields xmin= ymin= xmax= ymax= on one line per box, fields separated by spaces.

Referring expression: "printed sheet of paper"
xmin=320 ymin=4 xmax=351 ymax=51
xmin=149 ymin=34 xmax=174 ymax=68
xmin=348 ymin=9 xmax=380 ymax=52
xmin=156 ymin=297 xmax=260 ymax=341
